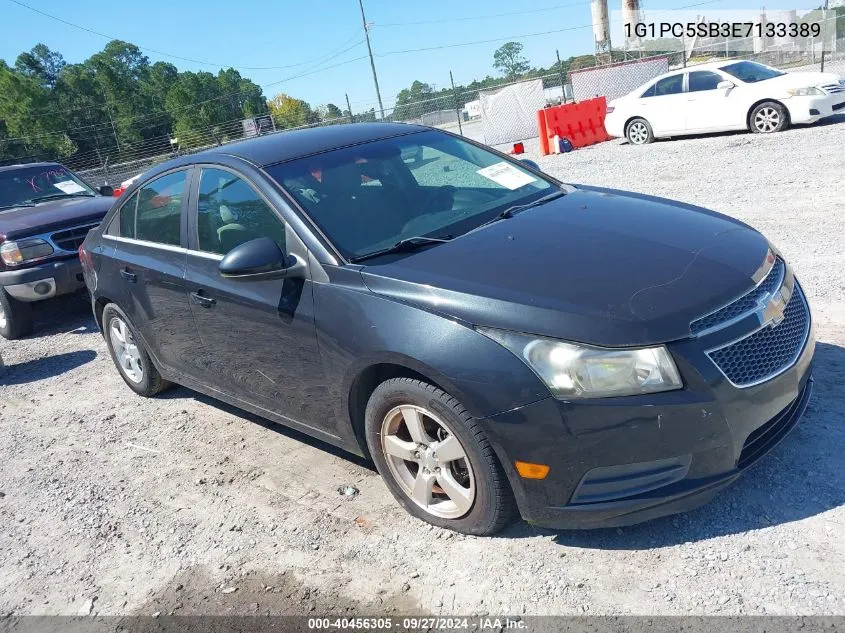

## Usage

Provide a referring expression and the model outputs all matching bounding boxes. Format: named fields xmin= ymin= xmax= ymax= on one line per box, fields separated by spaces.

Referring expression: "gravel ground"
xmin=1 ymin=117 xmax=844 ymax=618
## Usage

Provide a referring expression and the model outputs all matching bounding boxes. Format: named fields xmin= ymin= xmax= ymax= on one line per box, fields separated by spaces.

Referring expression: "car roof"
xmin=0 ymin=161 xmax=63 ymax=173
xmin=198 ymin=122 xmax=429 ymax=167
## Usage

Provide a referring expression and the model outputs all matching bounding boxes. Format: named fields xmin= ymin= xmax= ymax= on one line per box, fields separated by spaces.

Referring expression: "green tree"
xmin=15 ymin=43 xmax=66 ymax=88
xmin=267 ymin=93 xmax=318 ymax=129
xmin=493 ymin=42 xmax=531 ymax=79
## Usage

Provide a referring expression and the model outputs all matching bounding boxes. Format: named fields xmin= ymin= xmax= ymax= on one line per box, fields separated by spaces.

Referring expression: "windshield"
xmin=265 ymin=130 xmax=556 ymax=260
xmin=719 ymin=61 xmax=784 ymax=83
xmin=0 ymin=165 xmax=95 ymax=210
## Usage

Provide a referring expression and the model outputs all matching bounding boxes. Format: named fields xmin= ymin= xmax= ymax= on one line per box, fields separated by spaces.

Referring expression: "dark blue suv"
xmin=80 ymin=123 xmax=814 ymax=535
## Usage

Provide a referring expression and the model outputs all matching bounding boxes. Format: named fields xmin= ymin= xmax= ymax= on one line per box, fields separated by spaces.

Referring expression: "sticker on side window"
xmin=476 ymin=162 xmax=537 ymax=190
xmin=53 ymin=180 xmax=87 ymax=194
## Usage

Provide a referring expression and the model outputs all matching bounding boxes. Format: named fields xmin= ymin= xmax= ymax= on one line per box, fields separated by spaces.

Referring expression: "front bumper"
xmin=0 ymin=258 xmax=85 ymax=302
xmin=481 ymin=315 xmax=815 ymax=530
xmin=785 ymin=93 xmax=845 ymax=123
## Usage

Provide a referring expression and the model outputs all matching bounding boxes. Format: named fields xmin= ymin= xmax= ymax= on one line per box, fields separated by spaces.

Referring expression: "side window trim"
xmin=104 ymin=167 xmax=192 ymax=247
xmin=106 ymin=191 xmax=138 ymax=236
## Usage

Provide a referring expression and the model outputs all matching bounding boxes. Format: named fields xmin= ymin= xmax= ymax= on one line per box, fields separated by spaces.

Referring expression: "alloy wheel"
xmin=380 ymin=405 xmax=476 ymax=519
xmin=628 ymin=121 xmax=649 ymax=145
xmin=109 ymin=316 xmax=144 ymax=384
xmin=754 ymin=107 xmax=780 ymax=133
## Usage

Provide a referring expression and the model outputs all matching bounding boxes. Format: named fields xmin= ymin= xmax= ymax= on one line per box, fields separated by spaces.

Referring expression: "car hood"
xmin=763 ymin=70 xmax=841 ymax=89
xmin=360 ymin=186 xmax=771 ymax=346
xmin=0 ymin=196 xmax=112 ymax=240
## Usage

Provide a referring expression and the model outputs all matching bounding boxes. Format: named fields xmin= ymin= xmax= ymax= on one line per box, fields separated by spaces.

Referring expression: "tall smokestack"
xmin=591 ymin=0 xmax=611 ymax=60
xmin=621 ymin=0 xmax=642 ymax=52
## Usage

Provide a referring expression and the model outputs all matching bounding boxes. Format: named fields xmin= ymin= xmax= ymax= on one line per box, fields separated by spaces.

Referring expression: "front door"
xmin=684 ymin=70 xmax=742 ymax=132
xmin=183 ymin=166 xmax=334 ymax=436
xmin=101 ymin=168 xmax=200 ymax=376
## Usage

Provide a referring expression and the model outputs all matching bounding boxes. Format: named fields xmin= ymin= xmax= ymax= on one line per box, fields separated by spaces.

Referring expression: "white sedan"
xmin=605 ymin=60 xmax=844 ymax=145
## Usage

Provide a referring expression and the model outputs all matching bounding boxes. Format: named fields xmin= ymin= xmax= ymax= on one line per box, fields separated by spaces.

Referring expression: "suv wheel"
xmin=0 ymin=289 xmax=33 ymax=340
xmin=102 ymin=304 xmax=170 ymax=396
xmin=365 ymin=377 xmax=515 ymax=535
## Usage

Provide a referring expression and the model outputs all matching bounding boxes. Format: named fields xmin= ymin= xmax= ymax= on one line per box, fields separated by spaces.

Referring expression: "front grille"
xmin=833 ymin=102 xmax=845 ymax=112
xmin=737 ymin=376 xmax=812 ymax=469
xmin=691 ymin=258 xmax=785 ymax=335
xmin=51 ymin=223 xmax=99 ymax=252
xmin=708 ymin=285 xmax=810 ymax=387
xmin=822 ymin=83 xmax=845 ymax=94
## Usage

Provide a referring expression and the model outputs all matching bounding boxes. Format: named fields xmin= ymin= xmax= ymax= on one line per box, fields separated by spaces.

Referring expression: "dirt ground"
xmin=1 ymin=117 xmax=844 ymax=618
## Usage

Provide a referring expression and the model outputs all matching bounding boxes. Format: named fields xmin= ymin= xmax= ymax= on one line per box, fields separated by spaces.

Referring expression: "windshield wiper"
xmin=349 ymin=235 xmax=452 ymax=263
xmin=469 ymin=189 xmax=568 ymax=233
xmin=28 ymin=192 xmax=95 ymax=203
xmin=0 ymin=202 xmax=37 ymax=210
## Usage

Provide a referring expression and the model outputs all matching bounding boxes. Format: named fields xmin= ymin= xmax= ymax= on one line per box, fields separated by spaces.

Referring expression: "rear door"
xmin=640 ymin=74 xmax=687 ymax=135
xmin=183 ymin=165 xmax=332 ymax=434
xmin=101 ymin=168 xmax=201 ymax=376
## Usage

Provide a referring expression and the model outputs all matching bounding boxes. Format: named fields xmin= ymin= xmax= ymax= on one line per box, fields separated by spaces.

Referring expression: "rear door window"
xmin=652 ymin=75 xmax=684 ymax=96
xmin=117 ymin=171 xmax=187 ymax=246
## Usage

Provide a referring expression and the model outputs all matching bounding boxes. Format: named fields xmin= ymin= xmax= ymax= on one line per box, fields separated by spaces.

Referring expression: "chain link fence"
xmin=69 ymin=33 xmax=844 ymax=187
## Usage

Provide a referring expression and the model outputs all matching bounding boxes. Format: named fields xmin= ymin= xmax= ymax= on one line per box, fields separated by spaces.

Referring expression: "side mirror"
xmin=98 ymin=185 xmax=114 ymax=196
xmin=519 ymin=159 xmax=541 ymax=171
xmin=218 ymin=237 xmax=301 ymax=279
xmin=717 ymin=80 xmax=735 ymax=91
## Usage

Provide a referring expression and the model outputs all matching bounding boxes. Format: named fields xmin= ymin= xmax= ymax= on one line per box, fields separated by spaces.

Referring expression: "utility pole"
xmin=820 ymin=0 xmax=829 ymax=72
xmin=449 ymin=71 xmax=463 ymax=136
xmin=345 ymin=93 xmax=355 ymax=123
xmin=556 ymin=49 xmax=567 ymax=103
xmin=101 ymin=89 xmax=121 ymax=151
xmin=358 ymin=0 xmax=385 ymax=119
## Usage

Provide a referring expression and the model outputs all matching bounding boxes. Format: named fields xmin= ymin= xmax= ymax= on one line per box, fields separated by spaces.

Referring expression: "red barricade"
xmin=536 ymin=97 xmax=611 ymax=155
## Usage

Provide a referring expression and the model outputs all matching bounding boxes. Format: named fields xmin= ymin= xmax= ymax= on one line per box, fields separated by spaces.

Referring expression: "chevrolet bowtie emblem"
xmin=762 ymin=291 xmax=787 ymax=327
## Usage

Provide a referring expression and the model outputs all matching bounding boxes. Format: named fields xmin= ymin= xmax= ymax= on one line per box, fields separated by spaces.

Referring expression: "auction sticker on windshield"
xmin=476 ymin=162 xmax=537 ymax=190
xmin=53 ymin=180 xmax=87 ymax=194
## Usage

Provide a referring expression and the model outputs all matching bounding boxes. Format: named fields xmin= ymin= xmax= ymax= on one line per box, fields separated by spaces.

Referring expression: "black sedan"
xmin=80 ymin=123 xmax=814 ymax=535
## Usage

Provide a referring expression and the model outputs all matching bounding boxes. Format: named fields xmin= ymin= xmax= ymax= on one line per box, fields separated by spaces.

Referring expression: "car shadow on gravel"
xmin=27 ymin=292 xmax=98 ymax=338
xmin=0 ymin=349 xmax=97 ymax=385
xmin=158 ymin=386 xmax=375 ymax=471
xmin=511 ymin=341 xmax=845 ymax=548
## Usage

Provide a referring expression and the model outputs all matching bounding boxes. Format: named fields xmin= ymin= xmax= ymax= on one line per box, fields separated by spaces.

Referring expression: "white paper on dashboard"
xmin=476 ymin=162 xmax=537 ymax=190
xmin=52 ymin=180 xmax=87 ymax=194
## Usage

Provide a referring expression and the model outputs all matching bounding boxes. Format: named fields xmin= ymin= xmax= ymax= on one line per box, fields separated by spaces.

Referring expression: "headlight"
xmin=786 ymin=87 xmax=824 ymax=96
xmin=478 ymin=328 xmax=683 ymax=399
xmin=0 ymin=239 xmax=54 ymax=266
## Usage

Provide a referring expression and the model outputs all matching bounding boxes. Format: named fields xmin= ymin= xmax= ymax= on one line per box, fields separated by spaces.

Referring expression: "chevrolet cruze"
xmin=80 ymin=123 xmax=814 ymax=535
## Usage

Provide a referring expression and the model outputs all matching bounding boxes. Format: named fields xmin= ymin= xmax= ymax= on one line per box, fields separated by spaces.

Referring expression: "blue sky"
xmin=1 ymin=0 xmax=808 ymax=112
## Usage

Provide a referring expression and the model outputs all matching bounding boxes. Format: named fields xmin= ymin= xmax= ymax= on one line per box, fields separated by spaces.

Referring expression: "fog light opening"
xmin=515 ymin=461 xmax=550 ymax=480
xmin=33 ymin=282 xmax=52 ymax=296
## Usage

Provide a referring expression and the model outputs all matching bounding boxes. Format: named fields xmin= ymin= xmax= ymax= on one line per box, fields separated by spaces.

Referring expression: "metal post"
xmin=102 ymin=91 xmax=121 ymax=151
xmin=820 ymin=0 xmax=829 ymax=72
xmin=556 ymin=49 xmax=567 ymax=104
xmin=346 ymin=93 xmax=355 ymax=124
xmin=449 ymin=71 xmax=463 ymax=136
xmin=358 ymin=0 xmax=385 ymax=119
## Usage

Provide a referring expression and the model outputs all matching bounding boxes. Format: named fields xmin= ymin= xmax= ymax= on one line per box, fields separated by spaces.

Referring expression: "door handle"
xmin=190 ymin=291 xmax=216 ymax=308
xmin=120 ymin=268 xmax=137 ymax=283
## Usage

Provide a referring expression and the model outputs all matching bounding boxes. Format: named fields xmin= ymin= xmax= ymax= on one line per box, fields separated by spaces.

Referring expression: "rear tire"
xmin=365 ymin=377 xmax=515 ymax=535
xmin=626 ymin=118 xmax=654 ymax=145
xmin=750 ymin=101 xmax=788 ymax=134
xmin=0 ymin=289 xmax=33 ymax=340
xmin=101 ymin=304 xmax=170 ymax=396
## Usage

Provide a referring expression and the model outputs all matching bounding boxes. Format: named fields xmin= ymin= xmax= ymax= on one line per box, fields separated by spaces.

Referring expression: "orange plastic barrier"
xmin=537 ymin=97 xmax=611 ymax=155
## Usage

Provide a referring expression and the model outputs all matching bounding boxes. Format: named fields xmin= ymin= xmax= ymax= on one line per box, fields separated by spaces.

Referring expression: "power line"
xmin=6 ymin=0 xmax=365 ymax=71
xmin=377 ymin=1 xmax=593 ymax=27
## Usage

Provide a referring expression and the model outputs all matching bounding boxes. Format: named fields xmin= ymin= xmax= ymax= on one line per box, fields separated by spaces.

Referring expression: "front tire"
xmin=365 ymin=377 xmax=515 ymax=535
xmin=750 ymin=101 xmax=788 ymax=134
xmin=626 ymin=118 xmax=654 ymax=145
xmin=0 ymin=289 xmax=33 ymax=340
xmin=102 ymin=304 xmax=170 ymax=396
